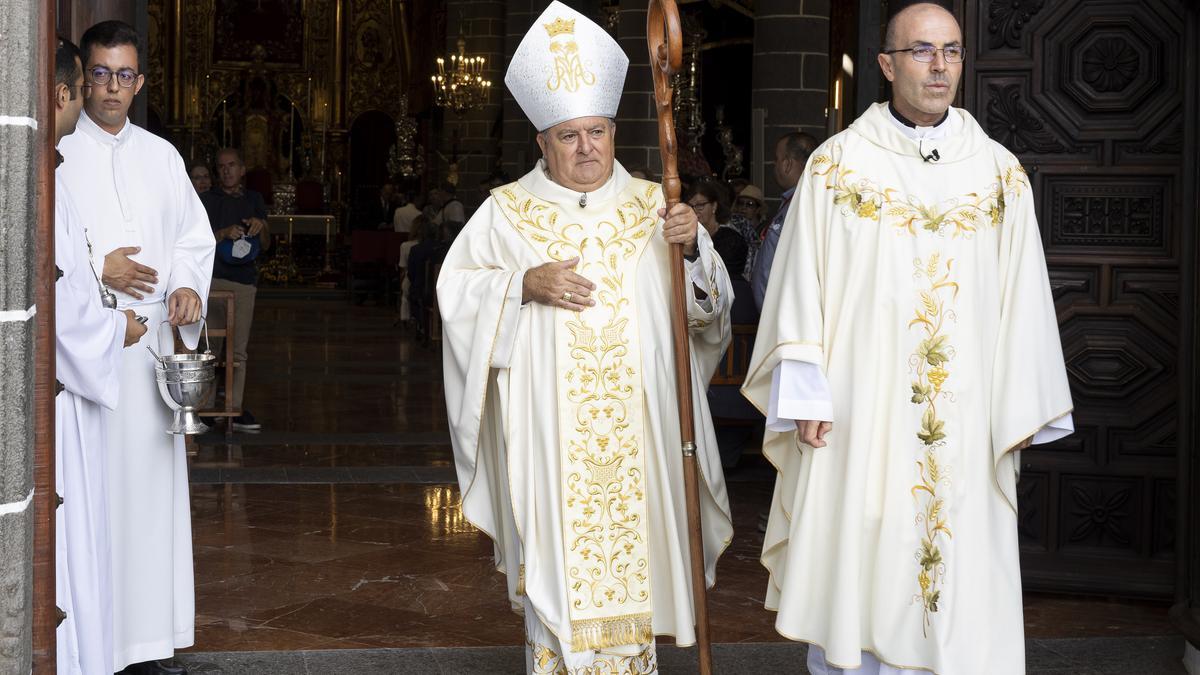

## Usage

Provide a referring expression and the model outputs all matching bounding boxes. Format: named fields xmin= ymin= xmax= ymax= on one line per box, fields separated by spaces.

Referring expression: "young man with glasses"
xmin=57 ymin=19 xmax=213 ymax=675
xmin=744 ymin=3 xmax=1073 ymax=673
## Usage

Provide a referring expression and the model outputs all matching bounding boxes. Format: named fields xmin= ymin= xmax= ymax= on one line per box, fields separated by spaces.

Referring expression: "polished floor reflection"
xmin=184 ymin=294 xmax=1176 ymax=652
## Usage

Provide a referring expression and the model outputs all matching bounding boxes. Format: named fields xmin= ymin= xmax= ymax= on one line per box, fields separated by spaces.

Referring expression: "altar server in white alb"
xmin=438 ymin=3 xmax=734 ymax=672
xmin=743 ymin=4 xmax=1073 ymax=674
xmin=57 ymin=20 xmax=213 ymax=675
xmin=52 ymin=35 xmax=148 ymax=675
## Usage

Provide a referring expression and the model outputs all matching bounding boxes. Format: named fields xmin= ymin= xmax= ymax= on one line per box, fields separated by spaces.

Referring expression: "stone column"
xmin=500 ymin=0 xmax=537 ymax=178
xmin=751 ymin=0 xmax=829 ymax=201
xmin=614 ymin=3 xmax=661 ymax=174
xmin=0 ymin=0 xmax=39 ymax=671
xmin=442 ymin=0 xmax=506 ymax=211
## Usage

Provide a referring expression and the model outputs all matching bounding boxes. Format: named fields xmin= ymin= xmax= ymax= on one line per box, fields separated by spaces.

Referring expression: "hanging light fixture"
xmin=431 ymin=37 xmax=493 ymax=115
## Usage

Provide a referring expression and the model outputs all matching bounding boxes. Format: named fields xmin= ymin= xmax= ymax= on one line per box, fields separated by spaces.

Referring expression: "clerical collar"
xmin=77 ymin=109 xmax=133 ymax=145
xmin=886 ymin=101 xmax=954 ymax=141
xmin=529 ymin=158 xmax=623 ymax=208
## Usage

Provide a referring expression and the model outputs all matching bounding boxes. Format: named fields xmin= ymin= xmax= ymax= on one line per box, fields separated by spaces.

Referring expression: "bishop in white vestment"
xmin=743 ymin=99 xmax=1074 ymax=673
xmin=439 ymin=4 xmax=733 ymax=672
xmin=58 ymin=107 xmax=213 ymax=670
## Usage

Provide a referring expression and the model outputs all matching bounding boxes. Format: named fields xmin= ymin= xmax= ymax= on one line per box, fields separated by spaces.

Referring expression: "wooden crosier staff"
xmin=647 ymin=2 xmax=714 ymax=673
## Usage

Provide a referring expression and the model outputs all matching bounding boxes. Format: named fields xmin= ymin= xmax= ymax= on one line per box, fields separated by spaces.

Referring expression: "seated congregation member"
xmin=706 ymin=227 xmax=762 ymax=469
xmin=437 ymin=4 xmax=733 ymax=671
xmin=57 ymin=19 xmax=213 ymax=674
xmin=53 ymin=35 xmax=148 ymax=675
xmin=201 ymin=148 xmax=270 ymax=432
xmin=189 ymin=162 xmax=211 ymax=195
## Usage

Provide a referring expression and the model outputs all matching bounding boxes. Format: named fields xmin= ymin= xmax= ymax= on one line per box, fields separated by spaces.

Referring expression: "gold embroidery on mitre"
xmin=908 ymin=253 xmax=957 ymax=636
xmin=497 ymin=179 xmax=659 ymax=652
xmin=545 ymin=17 xmax=596 ymax=93
xmin=543 ymin=17 xmax=576 ymax=37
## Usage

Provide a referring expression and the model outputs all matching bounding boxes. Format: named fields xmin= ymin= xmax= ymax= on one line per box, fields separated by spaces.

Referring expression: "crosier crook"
xmin=647 ymin=2 xmax=714 ymax=673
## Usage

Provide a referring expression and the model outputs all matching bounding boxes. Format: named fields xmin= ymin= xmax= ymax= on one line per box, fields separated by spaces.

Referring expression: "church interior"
xmin=24 ymin=0 xmax=1200 ymax=672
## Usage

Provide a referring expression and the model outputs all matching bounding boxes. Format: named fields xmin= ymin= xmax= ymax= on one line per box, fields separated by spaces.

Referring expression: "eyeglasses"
xmin=87 ymin=66 xmax=139 ymax=88
xmin=688 ymin=200 xmax=713 ymax=210
xmin=884 ymin=44 xmax=965 ymax=63
xmin=63 ymin=83 xmax=92 ymax=100
xmin=734 ymin=198 xmax=761 ymax=208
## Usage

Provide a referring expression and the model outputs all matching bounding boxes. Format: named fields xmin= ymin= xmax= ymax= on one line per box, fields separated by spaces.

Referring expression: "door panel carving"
xmin=965 ymin=0 xmax=1190 ymax=596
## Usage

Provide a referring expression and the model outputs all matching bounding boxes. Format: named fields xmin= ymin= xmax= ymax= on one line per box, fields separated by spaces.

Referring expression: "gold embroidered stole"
xmin=495 ymin=178 xmax=660 ymax=651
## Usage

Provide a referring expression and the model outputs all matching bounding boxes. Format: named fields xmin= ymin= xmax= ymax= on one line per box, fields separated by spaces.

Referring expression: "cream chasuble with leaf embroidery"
xmin=439 ymin=160 xmax=734 ymax=657
xmin=743 ymin=102 xmax=1072 ymax=674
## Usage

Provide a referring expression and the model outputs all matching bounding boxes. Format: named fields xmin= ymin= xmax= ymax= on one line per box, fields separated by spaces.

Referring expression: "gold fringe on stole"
xmin=569 ymin=613 xmax=655 ymax=652
xmin=517 ymin=564 xmax=526 ymax=596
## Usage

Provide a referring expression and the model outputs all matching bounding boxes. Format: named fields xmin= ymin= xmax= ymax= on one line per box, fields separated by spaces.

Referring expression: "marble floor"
xmin=182 ymin=293 xmax=1179 ymax=655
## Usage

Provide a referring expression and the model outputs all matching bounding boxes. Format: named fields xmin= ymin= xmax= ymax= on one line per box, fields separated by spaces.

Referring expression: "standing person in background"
xmin=687 ymin=180 xmax=759 ymax=280
xmin=750 ymin=131 xmax=818 ymax=311
xmin=201 ymin=147 xmax=270 ymax=433
xmin=732 ymin=184 xmax=766 ymax=237
xmin=52 ymin=34 xmax=148 ymax=675
xmin=393 ymin=190 xmax=423 ymax=236
xmin=430 ymin=181 xmax=466 ymax=227
xmin=375 ymin=181 xmax=399 ymax=229
xmin=57 ymin=20 xmax=213 ymax=674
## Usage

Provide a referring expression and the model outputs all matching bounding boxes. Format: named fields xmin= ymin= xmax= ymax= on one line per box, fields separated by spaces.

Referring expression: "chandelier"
xmin=431 ymin=37 xmax=492 ymax=115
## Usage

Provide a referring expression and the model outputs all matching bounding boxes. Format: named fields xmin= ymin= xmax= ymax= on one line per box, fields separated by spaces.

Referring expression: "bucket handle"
xmin=156 ymin=315 xmax=211 ymax=355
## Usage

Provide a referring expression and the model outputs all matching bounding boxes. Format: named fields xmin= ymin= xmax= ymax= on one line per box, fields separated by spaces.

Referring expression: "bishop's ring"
xmin=562 ymin=291 xmax=573 ymax=303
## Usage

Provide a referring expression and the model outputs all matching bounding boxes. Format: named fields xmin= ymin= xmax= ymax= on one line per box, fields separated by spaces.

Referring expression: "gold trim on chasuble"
xmin=813 ymin=143 xmax=1031 ymax=635
xmin=498 ymin=181 xmax=659 ymax=652
xmin=528 ymin=638 xmax=658 ymax=675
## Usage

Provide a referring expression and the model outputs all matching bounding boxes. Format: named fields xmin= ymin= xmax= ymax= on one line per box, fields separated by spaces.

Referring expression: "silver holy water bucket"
xmin=153 ymin=319 xmax=217 ymax=435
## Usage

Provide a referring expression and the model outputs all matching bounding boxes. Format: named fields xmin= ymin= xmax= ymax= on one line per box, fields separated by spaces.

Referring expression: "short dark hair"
xmin=712 ymin=227 xmax=749 ymax=278
xmin=55 ymin=36 xmax=81 ymax=87
xmin=80 ymin=20 xmax=140 ymax=67
xmin=686 ymin=179 xmax=731 ymax=224
xmin=777 ymin=131 xmax=819 ymax=165
xmin=216 ymin=147 xmax=243 ymax=164
xmin=439 ymin=181 xmax=457 ymax=195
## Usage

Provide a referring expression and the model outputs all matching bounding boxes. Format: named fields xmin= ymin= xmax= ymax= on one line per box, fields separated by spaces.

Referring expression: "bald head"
xmin=879 ymin=2 xmax=963 ymax=126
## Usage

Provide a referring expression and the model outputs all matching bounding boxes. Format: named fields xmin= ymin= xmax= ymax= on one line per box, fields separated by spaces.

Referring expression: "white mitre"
xmin=505 ymin=1 xmax=628 ymax=131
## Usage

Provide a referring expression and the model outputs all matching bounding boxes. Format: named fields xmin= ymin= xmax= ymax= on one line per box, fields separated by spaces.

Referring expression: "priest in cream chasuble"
xmin=743 ymin=5 xmax=1073 ymax=674
xmin=438 ymin=3 xmax=733 ymax=673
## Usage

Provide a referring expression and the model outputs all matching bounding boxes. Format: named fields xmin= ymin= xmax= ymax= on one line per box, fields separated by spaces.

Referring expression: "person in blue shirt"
xmin=200 ymin=147 xmax=270 ymax=431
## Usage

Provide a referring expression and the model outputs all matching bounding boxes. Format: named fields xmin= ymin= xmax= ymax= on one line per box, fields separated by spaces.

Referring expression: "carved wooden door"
xmin=963 ymin=0 xmax=1193 ymax=596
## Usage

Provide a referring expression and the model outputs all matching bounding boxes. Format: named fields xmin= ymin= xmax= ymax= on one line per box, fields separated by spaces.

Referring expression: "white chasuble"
xmin=743 ymin=102 xmax=1073 ymax=674
xmin=498 ymin=179 xmax=655 ymax=650
xmin=438 ymin=160 xmax=734 ymax=663
xmin=57 ymin=111 xmax=214 ymax=669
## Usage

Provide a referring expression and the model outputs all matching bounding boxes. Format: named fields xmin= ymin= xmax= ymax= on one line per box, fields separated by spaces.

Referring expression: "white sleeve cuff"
xmin=685 ymin=255 xmax=714 ymax=313
xmin=1031 ymin=412 xmax=1074 ymax=445
xmin=766 ymin=359 xmax=834 ymax=432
